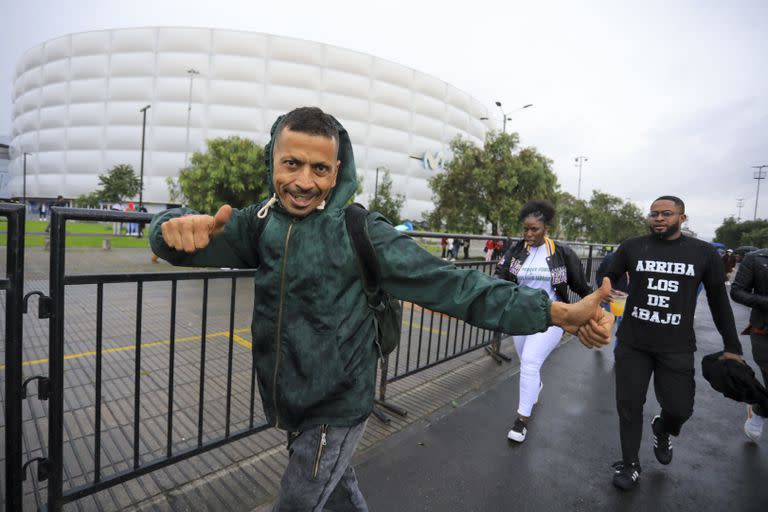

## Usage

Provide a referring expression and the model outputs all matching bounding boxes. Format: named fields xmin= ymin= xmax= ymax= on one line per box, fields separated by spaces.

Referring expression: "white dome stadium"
xmin=9 ymin=27 xmax=490 ymax=219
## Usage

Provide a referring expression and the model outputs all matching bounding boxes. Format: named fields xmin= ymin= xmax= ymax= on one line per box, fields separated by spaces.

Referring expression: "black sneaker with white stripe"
xmin=652 ymin=415 xmax=673 ymax=465
xmin=612 ymin=461 xmax=641 ymax=490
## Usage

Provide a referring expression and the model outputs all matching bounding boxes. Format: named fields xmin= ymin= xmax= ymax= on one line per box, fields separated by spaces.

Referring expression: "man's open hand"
xmin=550 ymin=277 xmax=615 ymax=348
xmin=161 ymin=205 xmax=232 ymax=253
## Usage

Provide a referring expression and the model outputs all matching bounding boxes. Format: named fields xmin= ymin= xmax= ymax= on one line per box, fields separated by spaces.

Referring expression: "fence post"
xmin=3 ymin=204 xmax=26 ymax=511
xmin=46 ymin=207 xmax=67 ymax=511
xmin=373 ymin=357 xmax=408 ymax=420
xmin=484 ymin=332 xmax=512 ymax=363
xmin=586 ymin=244 xmax=594 ymax=280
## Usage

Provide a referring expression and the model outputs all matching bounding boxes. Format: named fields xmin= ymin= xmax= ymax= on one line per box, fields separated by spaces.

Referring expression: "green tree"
xmin=178 ymin=136 xmax=270 ymax=214
xmin=75 ymin=192 xmax=101 ymax=208
xmin=554 ymin=192 xmax=589 ymax=240
xmin=165 ymin=176 xmax=185 ymax=205
xmin=714 ymin=217 xmax=740 ymax=248
xmin=368 ymin=170 xmax=405 ymax=225
xmin=714 ymin=217 xmax=768 ymax=248
xmin=98 ymin=164 xmax=141 ymax=203
xmin=553 ymin=190 xmax=645 ymax=243
xmin=427 ymin=131 xmax=558 ymax=235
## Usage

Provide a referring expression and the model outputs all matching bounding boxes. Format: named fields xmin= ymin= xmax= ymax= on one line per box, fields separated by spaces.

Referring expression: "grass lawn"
xmin=0 ymin=219 xmax=150 ymax=248
xmin=1 ymin=219 xmax=450 ymax=252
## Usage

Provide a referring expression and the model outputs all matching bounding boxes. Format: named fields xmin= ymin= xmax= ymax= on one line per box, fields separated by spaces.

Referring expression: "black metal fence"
xmin=1 ymin=208 xmax=613 ymax=510
xmin=371 ymin=232 xmax=609 ymax=418
xmin=2 ymin=203 xmax=26 ymax=511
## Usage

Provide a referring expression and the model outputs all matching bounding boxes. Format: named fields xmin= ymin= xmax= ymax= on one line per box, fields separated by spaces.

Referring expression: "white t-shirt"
xmin=517 ymin=243 xmax=557 ymax=301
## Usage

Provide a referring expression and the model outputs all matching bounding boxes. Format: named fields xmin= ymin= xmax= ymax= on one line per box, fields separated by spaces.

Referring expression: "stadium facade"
xmin=9 ymin=27 xmax=490 ymax=218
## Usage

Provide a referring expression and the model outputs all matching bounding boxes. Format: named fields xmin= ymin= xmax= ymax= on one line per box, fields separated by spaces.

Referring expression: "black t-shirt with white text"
xmin=605 ymin=235 xmax=742 ymax=354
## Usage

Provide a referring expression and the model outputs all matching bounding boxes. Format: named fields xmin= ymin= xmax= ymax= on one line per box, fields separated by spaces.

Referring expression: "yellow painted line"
xmin=233 ymin=334 xmax=252 ymax=350
xmin=403 ymin=320 xmax=446 ymax=336
xmin=0 ymin=327 xmax=252 ymax=370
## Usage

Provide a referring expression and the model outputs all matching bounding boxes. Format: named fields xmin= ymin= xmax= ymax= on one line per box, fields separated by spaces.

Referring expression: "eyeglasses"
xmin=647 ymin=211 xmax=676 ymax=219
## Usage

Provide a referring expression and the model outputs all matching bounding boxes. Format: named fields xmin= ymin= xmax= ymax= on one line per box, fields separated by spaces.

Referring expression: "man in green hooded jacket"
xmin=150 ymin=107 xmax=614 ymax=511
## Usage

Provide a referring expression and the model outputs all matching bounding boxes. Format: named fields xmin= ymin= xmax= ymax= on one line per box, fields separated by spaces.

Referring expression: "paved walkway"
xmin=3 ymin=246 xmax=766 ymax=511
xmin=355 ymin=289 xmax=768 ymax=512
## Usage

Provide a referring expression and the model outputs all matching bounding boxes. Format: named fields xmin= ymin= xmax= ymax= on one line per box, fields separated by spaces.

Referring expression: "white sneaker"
xmin=744 ymin=405 xmax=764 ymax=442
xmin=507 ymin=418 xmax=527 ymax=442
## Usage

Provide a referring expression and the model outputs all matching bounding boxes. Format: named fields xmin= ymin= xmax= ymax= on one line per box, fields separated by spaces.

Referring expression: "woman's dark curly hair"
xmin=519 ymin=199 xmax=556 ymax=225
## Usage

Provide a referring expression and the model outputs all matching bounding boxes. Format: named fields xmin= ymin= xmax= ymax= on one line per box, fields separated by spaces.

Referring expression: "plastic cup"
xmin=610 ymin=294 xmax=627 ymax=317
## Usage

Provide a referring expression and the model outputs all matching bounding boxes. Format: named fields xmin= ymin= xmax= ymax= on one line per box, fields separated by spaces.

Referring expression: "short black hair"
xmin=276 ymin=106 xmax=339 ymax=146
xmin=653 ymin=195 xmax=685 ymax=213
xmin=519 ymin=199 xmax=556 ymax=225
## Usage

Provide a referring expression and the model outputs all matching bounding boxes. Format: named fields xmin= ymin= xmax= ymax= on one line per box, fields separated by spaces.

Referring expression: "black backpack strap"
xmin=345 ymin=203 xmax=382 ymax=303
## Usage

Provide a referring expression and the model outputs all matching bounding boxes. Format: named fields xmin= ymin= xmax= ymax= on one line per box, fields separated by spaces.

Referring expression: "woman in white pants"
xmin=493 ymin=200 xmax=592 ymax=442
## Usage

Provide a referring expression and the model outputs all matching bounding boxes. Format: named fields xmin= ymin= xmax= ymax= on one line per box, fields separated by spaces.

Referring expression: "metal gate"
xmin=2 ymin=206 xmax=611 ymax=510
xmin=2 ymin=203 xmax=26 ymax=511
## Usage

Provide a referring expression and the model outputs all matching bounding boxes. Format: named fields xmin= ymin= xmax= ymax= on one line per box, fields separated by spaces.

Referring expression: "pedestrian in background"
xmin=722 ymin=248 xmax=737 ymax=284
xmin=730 ymin=248 xmax=768 ymax=441
xmin=604 ymin=195 xmax=743 ymax=491
xmin=493 ymin=199 xmax=592 ymax=443
xmin=485 ymin=239 xmax=495 ymax=262
xmin=45 ymin=195 xmax=66 ymax=233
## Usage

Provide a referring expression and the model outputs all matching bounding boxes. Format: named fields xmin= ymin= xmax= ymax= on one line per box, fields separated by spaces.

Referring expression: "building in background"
xmin=0 ymin=135 xmax=10 ymax=198
xmin=9 ymin=28 xmax=491 ymax=217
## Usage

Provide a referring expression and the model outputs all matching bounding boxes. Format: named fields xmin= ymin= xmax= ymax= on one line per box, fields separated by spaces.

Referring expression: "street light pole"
xmin=575 ymin=155 xmax=589 ymax=199
xmin=736 ymin=197 xmax=744 ymax=222
xmin=22 ymin=152 xmax=30 ymax=205
xmin=184 ymin=68 xmax=200 ymax=168
xmin=753 ymin=165 xmax=768 ymax=220
xmin=139 ymin=105 xmax=151 ymax=210
xmin=494 ymin=101 xmax=533 ymax=133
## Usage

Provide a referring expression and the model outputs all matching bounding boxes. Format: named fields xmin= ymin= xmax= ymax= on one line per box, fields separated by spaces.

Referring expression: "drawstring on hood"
xmin=257 ymin=194 xmax=278 ymax=219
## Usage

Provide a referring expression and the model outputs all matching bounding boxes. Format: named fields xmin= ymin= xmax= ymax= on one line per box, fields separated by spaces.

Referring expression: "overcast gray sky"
xmin=2 ymin=0 xmax=767 ymax=240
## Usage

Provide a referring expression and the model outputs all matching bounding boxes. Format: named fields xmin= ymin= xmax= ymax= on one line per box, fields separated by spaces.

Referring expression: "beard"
xmin=649 ymin=221 xmax=681 ymax=240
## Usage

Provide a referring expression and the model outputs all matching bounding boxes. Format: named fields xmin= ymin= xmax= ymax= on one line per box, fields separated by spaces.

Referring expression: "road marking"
xmin=1 ymin=306 xmax=458 ymax=370
xmin=233 ymin=334 xmax=252 ymax=349
xmin=0 ymin=327 xmax=251 ymax=369
xmin=403 ymin=320 xmax=446 ymax=336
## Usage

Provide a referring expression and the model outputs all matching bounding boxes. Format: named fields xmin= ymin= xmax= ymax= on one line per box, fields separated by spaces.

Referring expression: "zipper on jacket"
xmin=272 ymin=220 xmax=295 ymax=429
xmin=312 ymin=425 xmax=328 ymax=480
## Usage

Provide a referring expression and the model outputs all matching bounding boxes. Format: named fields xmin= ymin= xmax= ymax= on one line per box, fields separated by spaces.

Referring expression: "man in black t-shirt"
xmin=604 ymin=195 xmax=744 ymax=491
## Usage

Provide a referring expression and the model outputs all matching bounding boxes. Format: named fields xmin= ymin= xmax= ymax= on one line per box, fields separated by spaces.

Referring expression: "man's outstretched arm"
xmin=150 ymin=204 xmax=260 ymax=269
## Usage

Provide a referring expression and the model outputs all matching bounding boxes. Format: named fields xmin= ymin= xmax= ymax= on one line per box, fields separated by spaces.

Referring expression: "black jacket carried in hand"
xmin=730 ymin=249 xmax=768 ymax=329
xmin=494 ymin=238 xmax=592 ymax=303
xmin=702 ymin=351 xmax=768 ymax=412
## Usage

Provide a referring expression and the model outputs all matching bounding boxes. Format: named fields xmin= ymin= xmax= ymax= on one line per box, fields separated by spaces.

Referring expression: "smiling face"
xmin=522 ymin=215 xmax=548 ymax=246
xmin=648 ymin=199 xmax=686 ymax=240
xmin=272 ymin=127 xmax=340 ymax=217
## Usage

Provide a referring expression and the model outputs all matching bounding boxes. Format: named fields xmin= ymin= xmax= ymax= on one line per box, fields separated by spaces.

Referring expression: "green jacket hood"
xmin=264 ymin=113 xmax=357 ymax=211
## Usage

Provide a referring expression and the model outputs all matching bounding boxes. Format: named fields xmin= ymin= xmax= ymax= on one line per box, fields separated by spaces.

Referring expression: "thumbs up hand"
xmin=161 ymin=205 xmax=233 ymax=253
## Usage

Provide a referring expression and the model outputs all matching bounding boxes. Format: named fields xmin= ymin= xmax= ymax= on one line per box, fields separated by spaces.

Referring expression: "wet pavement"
xmin=356 ymin=290 xmax=768 ymax=512
xmin=3 ymin=245 xmax=767 ymax=511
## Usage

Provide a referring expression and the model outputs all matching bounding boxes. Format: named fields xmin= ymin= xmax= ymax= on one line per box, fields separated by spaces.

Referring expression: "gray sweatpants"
xmin=272 ymin=420 xmax=369 ymax=512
